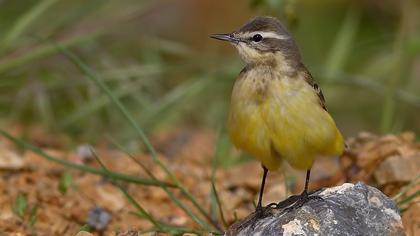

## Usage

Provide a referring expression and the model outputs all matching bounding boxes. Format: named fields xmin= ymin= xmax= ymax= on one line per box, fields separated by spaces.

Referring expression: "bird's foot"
xmin=282 ymin=192 xmax=324 ymax=212
xmin=255 ymin=205 xmax=265 ymax=218
xmin=253 ymin=204 xmax=273 ymax=219
xmin=255 ymin=204 xmax=263 ymax=213
xmin=267 ymin=189 xmax=324 ymax=210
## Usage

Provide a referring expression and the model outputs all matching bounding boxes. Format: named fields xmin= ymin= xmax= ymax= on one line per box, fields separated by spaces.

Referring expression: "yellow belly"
xmin=228 ymin=75 xmax=344 ymax=171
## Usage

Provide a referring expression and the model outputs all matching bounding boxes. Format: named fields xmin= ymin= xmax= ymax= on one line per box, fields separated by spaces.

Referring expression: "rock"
xmin=75 ymin=144 xmax=94 ymax=163
xmin=75 ymin=231 xmax=93 ymax=236
xmin=116 ymin=230 xmax=138 ymax=236
xmin=402 ymin=200 xmax=420 ymax=236
xmin=0 ymin=146 xmax=24 ymax=170
xmin=374 ymin=155 xmax=420 ymax=185
xmin=86 ymin=207 xmax=112 ymax=231
xmin=225 ymin=182 xmax=405 ymax=236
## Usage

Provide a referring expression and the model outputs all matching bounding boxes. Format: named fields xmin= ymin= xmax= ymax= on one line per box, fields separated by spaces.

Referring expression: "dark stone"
xmin=226 ymin=182 xmax=405 ymax=236
xmin=87 ymin=207 xmax=112 ymax=231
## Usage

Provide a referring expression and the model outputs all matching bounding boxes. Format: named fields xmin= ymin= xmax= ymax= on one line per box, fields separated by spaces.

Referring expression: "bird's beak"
xmin=210 ymin=33 xmax=238 ymax=43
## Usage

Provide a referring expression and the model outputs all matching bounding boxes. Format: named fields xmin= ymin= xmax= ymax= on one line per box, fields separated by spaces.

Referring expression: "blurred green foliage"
xmin=0 ymin=0 xmax=419 ymax=147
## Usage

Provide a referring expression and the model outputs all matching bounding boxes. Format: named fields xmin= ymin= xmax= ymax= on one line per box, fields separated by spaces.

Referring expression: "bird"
xmin=210 ymin=16 xmax=345 ymax=211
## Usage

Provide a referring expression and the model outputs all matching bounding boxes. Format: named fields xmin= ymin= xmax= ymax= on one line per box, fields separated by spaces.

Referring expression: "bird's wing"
xmin=301 ymin=68 xmax=327 ymax=111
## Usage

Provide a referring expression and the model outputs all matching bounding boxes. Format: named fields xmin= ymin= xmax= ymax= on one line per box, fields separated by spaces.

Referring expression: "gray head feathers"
xmin=238 ymin=16 xmax=291 ymax=36
xmin=210 ymin=16 xmax=302 ymax=66
xmin=233 ymin=16 xmax=301 ymax=63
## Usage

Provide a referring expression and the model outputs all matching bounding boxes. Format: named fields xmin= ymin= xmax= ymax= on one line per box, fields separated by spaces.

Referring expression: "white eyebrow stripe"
xmin=241 ymin=31 xmax=289 ymax=40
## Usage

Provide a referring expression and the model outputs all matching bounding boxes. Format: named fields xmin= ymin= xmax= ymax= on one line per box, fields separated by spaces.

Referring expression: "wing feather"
xmin=300 ymin=67 xmax=327 ymax=111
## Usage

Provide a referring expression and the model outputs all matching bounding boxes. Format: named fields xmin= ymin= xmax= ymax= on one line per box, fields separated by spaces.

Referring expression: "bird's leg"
xmin=268 ymin=169 xmax=323 ymax=210
xmin=302 ymin=168 xmax=311 ymax=195
xmin=256 ymin=166 xmax=268 ymax=213
xmin=284 ymin=169 xmax=324 ymax=210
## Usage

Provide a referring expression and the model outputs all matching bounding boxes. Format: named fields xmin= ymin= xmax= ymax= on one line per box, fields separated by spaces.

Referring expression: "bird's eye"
xmin=252 ymin=34 xmax=263 ymax=42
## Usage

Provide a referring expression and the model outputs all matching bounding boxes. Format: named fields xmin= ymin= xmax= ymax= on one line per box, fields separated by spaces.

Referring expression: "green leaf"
xmin=12 ymin=193 xmax=27 ymax=219
xmin=79 ymin=224 xmax=92 ymax=232
xmin=29 ymin=204 xmax=39 ymax=226
xmin=59 ymin=171 xmax=73 ymax=194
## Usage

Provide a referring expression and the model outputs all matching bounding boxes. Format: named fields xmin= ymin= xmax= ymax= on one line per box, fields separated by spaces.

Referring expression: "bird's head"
xmin=211 ymin=16 xmax=300 ymax=68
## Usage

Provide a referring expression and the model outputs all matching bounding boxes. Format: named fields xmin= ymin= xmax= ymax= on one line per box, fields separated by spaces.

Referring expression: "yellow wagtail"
xmin=211 ymin=16 xmax=345 ymax=211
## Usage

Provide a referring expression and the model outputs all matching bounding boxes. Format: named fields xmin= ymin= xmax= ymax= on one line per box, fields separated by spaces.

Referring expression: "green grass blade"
xmin=324 ymin=7 xmax=360 ymax=82
xmin=0 ymin=31 xmax=102 ymax=74
xmin=138 ymin=77 xmax=211 ymax=130
xmin=29 ymin=204 xmax=39 ymax=226
xmin=107 ymin=136 xmax=221 ymax=233
xmin=55 ymin=43 xmax=159 ymax=157
xmin=0 ymin=129 xmax=173 ymax=188
xmin=397 ymin=190 xmax=420 ymax=206
xmin=393 ymin=173 xmax=420 ymax=201
xmin=210 ymin=179 xmax=227 ymax=229
xmin=56 ymin=45 xmax=220 ymax=233
xmin=12 ymin=193 xmax=27 ymax=219
xmin=210 ymin=128 xmax=228 ymax=228
xmin=322 ymin=71 xmax=420 ymax=109
xmin=90 ymin=149 xmax=164 ymax=231
xmin=60 ymin=82 xmax=144 ymax=126
xmin=1 ymin=0 xmax=58 ymax=49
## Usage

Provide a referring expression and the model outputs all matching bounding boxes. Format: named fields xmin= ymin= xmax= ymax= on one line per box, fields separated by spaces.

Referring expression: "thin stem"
xmin=397 ymin=190 xmax=420 ymax=206
xmin=57 ymin=45 xmax=220 ymax=233
xmin=0 ymin=129 xmax=173 ymax=188
xmin=2 ymin=0 xmax=58 ymax=50
xmin=0 ymin=31 xmax=103 ymax=74
xmin=90 ymin=149 xmax=163 ymax=231
xmin=393 ymin=173 xmax=420 ymax=201
xmin=108 ymin=137 xmax=220 ymax=232
xmin=211 ymin=170 xmax=227 ymax=229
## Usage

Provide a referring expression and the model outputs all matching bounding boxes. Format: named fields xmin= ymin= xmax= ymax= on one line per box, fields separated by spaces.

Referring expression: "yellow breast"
xmin=228 ymin=68 xmax=344 ymax=170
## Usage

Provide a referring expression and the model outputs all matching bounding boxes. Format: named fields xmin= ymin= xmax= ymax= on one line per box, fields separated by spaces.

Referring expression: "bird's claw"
xmin=268 ymin=189 xmax=324 ymax=210
xmin=282 ymin=194 xmax=324 ymax=212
